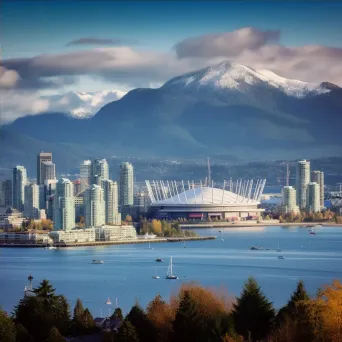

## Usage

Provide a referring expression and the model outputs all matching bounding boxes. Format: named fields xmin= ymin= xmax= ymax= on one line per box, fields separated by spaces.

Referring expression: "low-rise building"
xmin=0 ymin=207 xmax=25 ymax=231
xmin=0 ymin=231 xmax=52 ymax=244
xmin=49 ymin=228 xmax=95 ymax=244
xmin=95 ymin=225 xmax=137 ymax=241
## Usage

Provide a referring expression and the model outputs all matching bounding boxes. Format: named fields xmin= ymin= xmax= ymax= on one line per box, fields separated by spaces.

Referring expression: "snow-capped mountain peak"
xmin=42 ymin=89 xmax=127 ymax=118
xmin=163 ymin=61 xmax=332 ymax=98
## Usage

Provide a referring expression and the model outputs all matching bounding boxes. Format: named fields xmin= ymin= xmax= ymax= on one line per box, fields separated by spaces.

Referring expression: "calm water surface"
xmin=1 ymin=225 xmax=342 ymax=316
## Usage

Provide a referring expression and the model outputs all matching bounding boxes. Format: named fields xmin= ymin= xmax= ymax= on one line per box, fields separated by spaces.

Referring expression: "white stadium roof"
xmin=152 ymin=186 xmax=260 ymax=206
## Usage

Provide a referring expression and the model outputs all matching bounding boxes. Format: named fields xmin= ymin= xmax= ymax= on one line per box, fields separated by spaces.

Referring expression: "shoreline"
xmin=0 ymin=235 xmax=216 ymax=248
xmin=180 ymin=221 xmax=342 ymax=228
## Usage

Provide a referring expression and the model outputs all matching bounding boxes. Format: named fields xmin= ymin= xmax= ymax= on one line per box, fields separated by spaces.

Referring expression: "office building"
xmin=80 ymin=160 xmax=92 ymax=191
xmin=119 ymin=162 xmax=134 ymax=206
xmin=12 ymin=166 xmax=27 ymax=212
xmin=311 ymin=171 xmax=324 ymax=208
xmin=282 ymin=186 xmax=299 ymax=214
xmin=0 ymin=180 xmax=12 ymax=207
xmin=103 ymin=179 xmax=121 ymax=225
xmin=37 ymin=152 xmax=52 ymax=185
xmin=306 ymin=182 xmax=320 ymax=213
xmin=74 ymin=196 xmax=85 ymax=220
xmin=85 ymin=184 xmax=105 ymax=228
xmin=53 ymin=178 xmax=75 ymax=231
xmin=73 ymin=180 xmax=82 ymax=196
xmin=41 ymin=161 xmax=56 ymax=183
xmin=24 ymin=184 xmax=40 ymax=219
xmin=92 ymin=159 xmax=109 ymax=181
xmin=296 ymin=160 xmax=310 ymax=210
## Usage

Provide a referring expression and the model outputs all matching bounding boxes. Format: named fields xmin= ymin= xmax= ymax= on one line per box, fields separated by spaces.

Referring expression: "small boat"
xmin=218 ymin=230 xmax=222 ymax=232
xmin=45 ymin=246 xmax=57 ymax=250
xmin=92 ymin=260 xmax=104 ymax=264
xmin=278 ymin=256 xmax=285 ymax=259
xmin=165 ymin=256 xmax=178 ymax=280
xmin=309 ymin=227 xmax=316 ymax=235
xmin=106 ymin=297 xmax=112 ymax=305
xmin=250 ymin=246 xmax=263 ymax=250
xmin=184 ymin=240 xmax=187 ymax=248
xmin=152 ymin=275 xmax=160 ymax=279
xmin=155 ymin=258 xmax=163 ymax=262
xmin=276 ymin=240 xmax=281 ymax=252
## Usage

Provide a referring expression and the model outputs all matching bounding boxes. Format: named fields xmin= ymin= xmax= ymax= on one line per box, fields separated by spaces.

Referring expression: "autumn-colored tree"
xmin=125 ymin=215 xmax=133 ymax=222
xmin=151 ymin=219 xmax=162 ymax=236
xmin=46 ymin=326 xmax=64 ymax=342
xmin=146 ymin=295 xmax=174 ymax=342
xmin=320 ymin=280 xmax=342 ymax=342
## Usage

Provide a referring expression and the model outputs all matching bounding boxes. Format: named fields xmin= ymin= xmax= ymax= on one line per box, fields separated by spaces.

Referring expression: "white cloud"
xmin=0 ymin=66 xmax=20 ymax=89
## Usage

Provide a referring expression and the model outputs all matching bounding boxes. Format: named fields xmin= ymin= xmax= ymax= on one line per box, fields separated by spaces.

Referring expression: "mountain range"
xmin=1 ymin=61 xmax=342 ymax=174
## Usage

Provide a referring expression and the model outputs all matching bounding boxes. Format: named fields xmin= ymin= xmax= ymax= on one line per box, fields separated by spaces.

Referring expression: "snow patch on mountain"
xmin=43 ymin=89 xmax=127 ymax=118
xmin=164 ymin=61 xmax=331 ymax=98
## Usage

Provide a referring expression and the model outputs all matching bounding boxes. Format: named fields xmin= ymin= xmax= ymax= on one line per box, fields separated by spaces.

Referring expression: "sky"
xmin=1 ymin=0 xmax=342 ymax=122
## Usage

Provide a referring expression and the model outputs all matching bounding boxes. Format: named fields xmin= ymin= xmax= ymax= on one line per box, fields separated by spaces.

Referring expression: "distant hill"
xmin=1 ymin=61 xmax=342 ymax=174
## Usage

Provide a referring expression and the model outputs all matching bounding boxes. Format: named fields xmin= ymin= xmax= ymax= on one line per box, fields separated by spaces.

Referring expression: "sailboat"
xmin=310 ymin=227 xmax=316 ymax=235
xmin=106 ymin=297 xmax=112 ymax=305
xmin=183 ymin=240 xmax=187 ymax=248
xmin=276 ymin=240 xmax=281 ymax=252
xmin=165 ymin=257 xmax=178 ymax=280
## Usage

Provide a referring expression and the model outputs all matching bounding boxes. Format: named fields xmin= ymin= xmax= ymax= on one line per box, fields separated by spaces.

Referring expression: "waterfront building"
xmin=282 ymin=186 xmax=299 ymax=214
xmin=306 ymin=182 xmax=320 ymax=213
xmin=24 ymin=184 xmax=40 ymax=219
xmin=146 ymin=179 xmax=266 ymax=220
xmin=103 ymin=179 xmax=121 ymax=225
xmin=312 ymin=170 xmax=325 ymax=209
xmin=49 ymin=228 xmax=95 ymax=244
xmin=0 ymin=208 xmax=25 ymax=231
xmin=95 ymin=225 xmax=137 ymax=241
xmin=41 ymin=161 xmax=56 ymax=183
xmin=80 ymin=160 xmax=92 ymax=191
xmin=12 ymin=166 xmax=27 ymax=212
xmin=53 ymin=178 xmax=75 ymax=231
xmin=37 ymin=152 xmax=52 ymax=185
xmin=85 ymin=184 xmax=105 ymax=228
xmin=0 ymin=231 xmax=52 ymax=244
xmin=119 ymin=162 xmax=134 ymax=206
xmin=296 ymin=160 xmax=310 ymax=210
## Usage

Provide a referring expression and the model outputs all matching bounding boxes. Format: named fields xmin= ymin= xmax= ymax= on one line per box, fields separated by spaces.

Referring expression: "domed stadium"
xmin=145 ymin=179 xmax=266 ymax=221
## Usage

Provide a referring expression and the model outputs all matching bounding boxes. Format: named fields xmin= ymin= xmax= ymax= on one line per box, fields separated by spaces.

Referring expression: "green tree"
xmin=0 ymin=308 xmax=16 ymax=342
xmin=111 ymin=307 xmax=124 ymax=321
xmin=126 ymin=304 xmax=156 ymax=342
xmin=233 ymin=277 xmax=275 ymax=342
xmin=46 ymin=326 xmax=65 ymax=342
xmin=116 ymin=320 xmax=139 ymax=342
xmin=73 ymin=298 xmax=85 ymax=322
xmin=15 ymin=323 xmax=33 ymax=342
xmin=33 ymin=279 xmax=56 ymax=301
xmin=82 ymin=308 xmax=95 ymax=331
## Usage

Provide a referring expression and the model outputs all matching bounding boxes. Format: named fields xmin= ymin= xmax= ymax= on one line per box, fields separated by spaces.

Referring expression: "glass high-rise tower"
xmin=12 ymin=166 xmax=27 ymax=211
xmin=119 ymin=162 xmax=134 ymax=206
xmin=296 ymin=160 xmax=310 ymax=210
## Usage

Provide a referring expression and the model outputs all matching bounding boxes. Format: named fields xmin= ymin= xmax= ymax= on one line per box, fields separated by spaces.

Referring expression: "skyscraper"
xmin=53 ymin=178 xmax=75 ymax=231
xmin=282 ymin=186 xmax=299 ymax=214
xmin=24 ymin=184 xmax=40 ymax=219
xmin=311 ymin=170 xmax=324 ymax=209
xmin=37 ymin=152 xmax=52 ymax=185
xmin=85 ymin=184 xmax=105 ymax=228
xmin=92 ymin=159 xmax=109 ymax=182
xmin=80 ymin=160 xmax=92 ymax=191
xmin=306 ymin=182 xmax=320 ymax=213
xmin=296 ymin=160 xmax=310 ymax=210
xmin=119 ymin=162 xmax=134 ymax=206
xmin=41 ymin=161 xmax=56 ymax=183
xmin=12 ymin=166 xmax=27 ymax=211
xmin=0 ymin=180 xmax=12 ymax=207
xmin=103 ymin=179 xmax=121 ymax=225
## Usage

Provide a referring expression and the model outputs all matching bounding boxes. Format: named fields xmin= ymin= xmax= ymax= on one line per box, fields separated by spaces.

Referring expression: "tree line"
xmin=1 ymin=277 xmax=342 ymax=342
xmin=138 ymin=219 xmax=197 ymax=237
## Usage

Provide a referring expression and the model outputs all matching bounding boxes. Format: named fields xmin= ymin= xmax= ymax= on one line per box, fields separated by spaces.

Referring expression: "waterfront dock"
xmin=0 ymin=235 xmax=216 ymax=248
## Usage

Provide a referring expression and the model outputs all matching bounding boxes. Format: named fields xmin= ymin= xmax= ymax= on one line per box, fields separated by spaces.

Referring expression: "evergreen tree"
xmin=116 ymin=320 xmax=139 ymax=342
xmin=233 ymin=277 xmax=275 ymax=342
xmin=126 ymin=303 xmax=156 ymax=342
xmin=15 ymin=323 xmax=33 ymax=342
xmin=111 ymin=307 xmax=123 ymax=321
xmin=46 ymin=326 xmax=65 ymax=342
xmin=82 ymin=308 xmax=95 ymax=331
xmin=0 ymin=308 xmax=16 ymax=342
xmin=73 ymin=298 xmax=85 ymax=321
xmin=33 ymin=279 xmax=56 ymax=302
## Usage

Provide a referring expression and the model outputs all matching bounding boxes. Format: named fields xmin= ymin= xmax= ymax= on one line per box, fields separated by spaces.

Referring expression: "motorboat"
xmin=152 ymin=275 xmax=160 ymax=279
xmin=45 ymin=246 xmax=57 ymax=250
xmin=155 ymin=258 xmax=163 ymax=262
xmin=92 ymin=260 xmax=104 ymax=264
xmin=165 ymin=256 xmax=178 ymax=280
xmin=250 ymin=246 xmax=263 ymax=250
xmin=278 ymin=256 xmax=286 ymax=259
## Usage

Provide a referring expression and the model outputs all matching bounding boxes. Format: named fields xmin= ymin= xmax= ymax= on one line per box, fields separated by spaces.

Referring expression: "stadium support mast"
xmin=207 ymin=157 xmax=212 ymax=186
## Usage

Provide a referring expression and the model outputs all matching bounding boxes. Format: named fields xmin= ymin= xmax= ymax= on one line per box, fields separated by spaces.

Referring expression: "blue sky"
xmin=3 ymin=1 xmax=342 ymax=59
